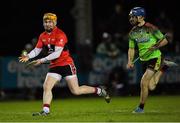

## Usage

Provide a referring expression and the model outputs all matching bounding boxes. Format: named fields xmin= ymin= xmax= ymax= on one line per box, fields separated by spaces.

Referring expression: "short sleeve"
xmin=129 ymin=38 xmax=135 ymax=48
xmin=153 ymin=30 xmax=164 ymax=41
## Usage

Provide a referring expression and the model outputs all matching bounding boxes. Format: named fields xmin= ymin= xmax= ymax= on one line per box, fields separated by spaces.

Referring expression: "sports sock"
xmin=139 ymin=103 xmax=144 ymax=109
xmin=95 ymin=87 xmax=101 ymax=95
xmin=43 ymin=104 xmax=50 ymax=113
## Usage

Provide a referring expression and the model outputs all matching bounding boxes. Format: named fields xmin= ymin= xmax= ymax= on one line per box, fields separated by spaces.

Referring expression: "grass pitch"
xmin=0 ymin=95 xmax=180 ymax=122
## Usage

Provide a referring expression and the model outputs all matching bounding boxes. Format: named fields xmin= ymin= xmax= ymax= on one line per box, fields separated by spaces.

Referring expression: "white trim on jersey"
xmin=69 ymin=64 xmax=76 ymax=75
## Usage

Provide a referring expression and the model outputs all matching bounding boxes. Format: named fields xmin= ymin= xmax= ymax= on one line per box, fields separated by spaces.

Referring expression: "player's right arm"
xmin=19 ymin=36 xmax=43 ymax=63
xmin=127 ymin=48 xmax=135 ymax=69
xmin=127 ymin=38 xmax=135 ymax=69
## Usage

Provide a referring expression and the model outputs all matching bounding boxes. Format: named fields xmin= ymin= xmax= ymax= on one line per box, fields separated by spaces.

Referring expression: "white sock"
xmin=43 ymin=107 xmax=50 ymax=113
xmin=96 ymin=87 xmax=102 ymax=95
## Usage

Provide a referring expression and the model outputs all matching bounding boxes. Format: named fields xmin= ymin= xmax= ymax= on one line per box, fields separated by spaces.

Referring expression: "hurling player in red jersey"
xmin=19 ymin=13 xmax=110 ymax=116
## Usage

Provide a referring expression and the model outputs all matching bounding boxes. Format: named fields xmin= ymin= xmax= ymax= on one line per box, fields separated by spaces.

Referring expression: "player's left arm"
xmin=152 ymin=30 xmax=168 ymax=49
xmin=19 ymin=36 xmax=43 ymax=63
xmin=39 ymin=46 xmax=64 ymax=63
xmin=127 ymin=37 xmax=135 ymax=69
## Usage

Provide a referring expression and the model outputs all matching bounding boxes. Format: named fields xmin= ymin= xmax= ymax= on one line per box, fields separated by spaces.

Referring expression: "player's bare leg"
xmin=133 ymin=69 xmax=155 ymax=113
xmin=140 ymin=69 xmax=155 ymax=104
xmin=65 ymin=75 xmax=110 ymax=103
xmin=43 ymin=75 xmax=58 ymax=105
xmin=149 ymin=59 xmax=178 ymax=91
xmin=148 ymin=71 xmax=163 ymax=91
xmin=32 ymin=74 xmax=59 ymax=116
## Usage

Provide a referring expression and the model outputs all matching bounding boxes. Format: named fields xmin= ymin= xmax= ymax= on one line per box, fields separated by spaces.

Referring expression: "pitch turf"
xmin=0 ymin=95 xmax=180 ymax=122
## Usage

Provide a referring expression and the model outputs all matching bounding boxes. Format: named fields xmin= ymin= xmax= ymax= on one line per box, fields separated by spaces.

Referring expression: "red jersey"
xmin=36 ymin=27 xmax=74 ymax=68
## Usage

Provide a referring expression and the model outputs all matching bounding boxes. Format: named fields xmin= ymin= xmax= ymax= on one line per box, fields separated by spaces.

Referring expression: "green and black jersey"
xmin=128 ymin=22 xmax=165 ymax=61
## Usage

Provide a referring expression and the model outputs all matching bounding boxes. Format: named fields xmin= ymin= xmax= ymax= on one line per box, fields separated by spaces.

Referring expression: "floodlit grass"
xmin=0 ymin=95 xmax=180 ymax=122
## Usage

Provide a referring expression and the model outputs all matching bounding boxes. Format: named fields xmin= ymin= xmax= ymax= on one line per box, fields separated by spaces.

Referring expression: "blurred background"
xmin=0 ymin=0 xmax=180 ymax=100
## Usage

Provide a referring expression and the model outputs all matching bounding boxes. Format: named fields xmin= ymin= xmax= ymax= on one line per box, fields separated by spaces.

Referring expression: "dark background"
xmin=0 ymin=0 xmax=180 ymax=100
xmin=0 ymin=0 xmax=179 ymax=56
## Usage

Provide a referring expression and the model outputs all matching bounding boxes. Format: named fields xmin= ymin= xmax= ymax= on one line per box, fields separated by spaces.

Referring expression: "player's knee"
xmin=43 ymin=83 xmax=51 ymax=92
xmin=140 ymin=80 xmax=149 ymax=89
xmin=149 ymin=84 xmax=156 ymax=91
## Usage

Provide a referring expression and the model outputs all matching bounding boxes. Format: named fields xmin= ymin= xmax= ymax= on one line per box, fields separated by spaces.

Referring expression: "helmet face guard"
xmin=129 ymin=7 xmax=145 ymax=25
xmin=129 ymin=15 xmax=138 ymax=26
xmin=43 ymin=13 xmax=57 ymax=32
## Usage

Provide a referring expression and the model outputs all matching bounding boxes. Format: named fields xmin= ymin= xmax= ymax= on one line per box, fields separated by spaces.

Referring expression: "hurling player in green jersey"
xmin=127 ymin=7 xmax=177 ymax=113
